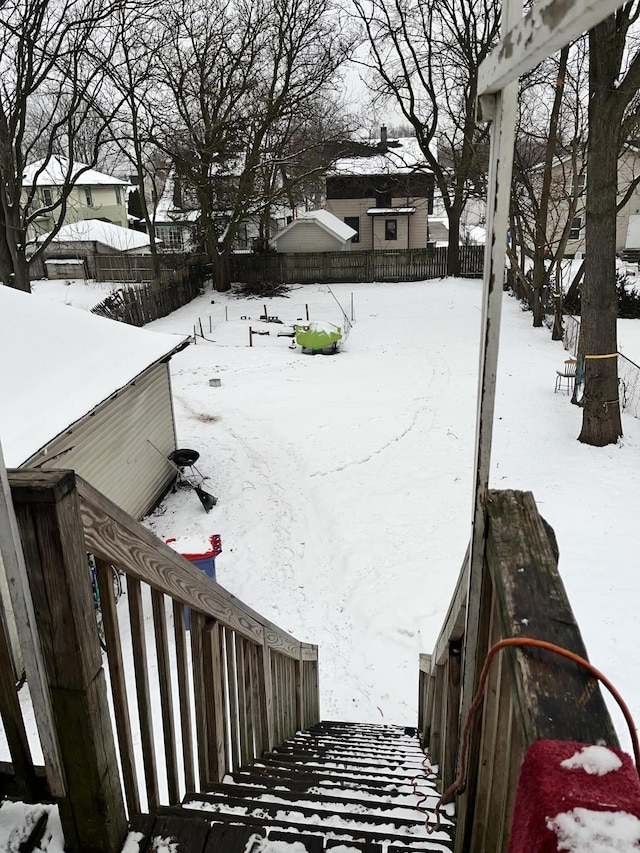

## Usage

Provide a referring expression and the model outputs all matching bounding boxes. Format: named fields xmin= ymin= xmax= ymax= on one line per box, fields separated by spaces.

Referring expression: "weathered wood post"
xmin=10 ymin=470 xmax=127 ymax=853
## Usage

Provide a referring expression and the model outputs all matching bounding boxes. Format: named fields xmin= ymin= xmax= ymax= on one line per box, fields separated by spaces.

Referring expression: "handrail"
xmin=76 ymin=475 xmax=305 ymax=658
xmin=418 ymin=489 xmax=618 ymax=853
xmin=7 ymin=469 xmax=320 ymax=853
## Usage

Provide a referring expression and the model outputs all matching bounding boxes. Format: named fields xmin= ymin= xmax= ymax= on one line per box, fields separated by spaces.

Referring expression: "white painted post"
xmin=0 ymin=441 xmax=65 ymax=796
xmin=460 ymin=0 xmax=630 ymax=819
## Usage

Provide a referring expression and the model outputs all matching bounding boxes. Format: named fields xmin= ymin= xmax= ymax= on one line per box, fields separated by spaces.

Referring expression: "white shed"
xmin=0 ymin=287 xmax=189 ymax=520
xmin=270 ymin=209 xmax=357 ymax=253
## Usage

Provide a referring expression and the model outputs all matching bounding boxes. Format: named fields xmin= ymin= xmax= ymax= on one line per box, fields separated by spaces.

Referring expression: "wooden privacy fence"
xmin=231 ymin=246 xmax=484 ymax=285
xmin=418 ymin=489 xmax=618 ymax=853
xmin=91 ymin=257 xmax=209 ymax=326
xmin=5 ymin=470 xmax=319 ymax=853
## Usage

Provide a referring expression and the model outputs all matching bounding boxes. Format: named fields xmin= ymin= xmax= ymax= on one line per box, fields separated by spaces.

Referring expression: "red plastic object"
xmin=507 ymin=739 xmax=640 ymax=853
xmin=166 ymin=534 xmax=222 ymax=560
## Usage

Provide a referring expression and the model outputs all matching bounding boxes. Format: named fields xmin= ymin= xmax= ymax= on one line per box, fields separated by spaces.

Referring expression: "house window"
xmin=569 ymin=216 xmax=582 ymax=240
xmin=344 ymin=216 xmax=359 ymax=243
xmin=156 ymin=225 xmax=185 ymax=250
xmin=84 ymin=187 xmax=93 ymax=206
xmin=42 ymin=187 xmax=53 ymax=206
xmin=571 ymin=173 xmax=586 ymax=198
xmin=115 ymin=187 xmax=122 ymax=204
xmin=385 ymin=219 xmax=397 ymax=241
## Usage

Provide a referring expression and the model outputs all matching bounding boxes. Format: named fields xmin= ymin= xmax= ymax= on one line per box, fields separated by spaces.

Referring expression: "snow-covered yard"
xmin=135 ymin=279 xmax=640 ymax=755
xmin=3 ymin=275 xmax=640 ymax=850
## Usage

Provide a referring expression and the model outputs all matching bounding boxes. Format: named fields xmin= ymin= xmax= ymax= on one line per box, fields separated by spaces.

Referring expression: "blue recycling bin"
xmin=166 ymin=535 xmax=222 ymax=628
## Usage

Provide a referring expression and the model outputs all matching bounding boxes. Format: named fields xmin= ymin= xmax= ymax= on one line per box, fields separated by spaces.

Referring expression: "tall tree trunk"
xmin=578 ymin=20 xmax=622 ymax=445
xmin=446 ymin=205 xmax=461 ymax=276
xmin=531 ymin=47 xmax=570 ymax=329
xmin=213 ymin=250 xmax=231 ymax=292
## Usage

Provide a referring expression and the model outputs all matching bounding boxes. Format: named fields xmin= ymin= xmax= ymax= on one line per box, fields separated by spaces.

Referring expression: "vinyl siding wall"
xmin=22 ymin=362 xmax=178 ymax=520
xmin=325 ymin=197 xmax=430 ymax=250
xmin=26 ymin=184 xmax=128 ymax=242
xmin=274 ymin=222 xmax=349 ymax=253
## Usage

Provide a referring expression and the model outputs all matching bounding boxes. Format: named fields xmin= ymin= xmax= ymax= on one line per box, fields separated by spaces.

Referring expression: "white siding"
xmin=23 ymin=363 xmax=177 ymax=520
xmin=274 ymin=222 xmax=348 ymax=253
xmin=325 ymin=198 xmax=431 ymax=249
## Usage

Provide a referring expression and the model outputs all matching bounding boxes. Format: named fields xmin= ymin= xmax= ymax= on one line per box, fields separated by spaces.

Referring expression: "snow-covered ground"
xmin=31 ymin=277 xmax=118 ymax=310
xmin=3 ymin=275 xmax=640 ymax=849
xmin=141 ymin=280 xmax=640 ymax=752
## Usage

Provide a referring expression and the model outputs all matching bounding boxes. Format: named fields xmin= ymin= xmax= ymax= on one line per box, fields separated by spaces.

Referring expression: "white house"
xmin=23 ymin=156 xmax=130 ymax=247
xmin=324 ymin=134 xmax=435 ymax=250
xmin=270 ymin=209 xmax=357 ymax=253
xmin=36 ymin=219 xmax=155 ymax=279
xmin=0 ymin=287 xmax=189 ymax=520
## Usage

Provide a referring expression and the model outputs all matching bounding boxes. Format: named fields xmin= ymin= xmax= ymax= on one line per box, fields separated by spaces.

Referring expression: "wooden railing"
xmin=4 ymin=469 xmax=319 ymax=852
xmin=418 ymin=489 xmax=619 ymax=853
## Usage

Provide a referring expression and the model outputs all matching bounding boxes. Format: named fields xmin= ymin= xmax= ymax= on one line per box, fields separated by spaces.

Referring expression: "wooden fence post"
xmin=10 ymin=470 xmax=126 ymax=853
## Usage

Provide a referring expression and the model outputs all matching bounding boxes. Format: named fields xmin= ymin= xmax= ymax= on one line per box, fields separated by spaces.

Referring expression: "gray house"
xmin=0 ymin=287 xmax=188 ymax=520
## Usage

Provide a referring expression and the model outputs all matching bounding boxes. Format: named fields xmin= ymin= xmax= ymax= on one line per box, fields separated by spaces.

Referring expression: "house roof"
xmin=37 ymin=219 xmax=152 ymax=252
xmin=0 ymin=287 xmax=189 ymax=466
xmin=271 ymin=209 xmax=357 ymax=245
xmin=329 ymin=137 xmax=431 ymax=177
xmin=155 ymin=173 xmax=199 ymax=223
xmin=23 ymin=155 xmax=129 ymax=187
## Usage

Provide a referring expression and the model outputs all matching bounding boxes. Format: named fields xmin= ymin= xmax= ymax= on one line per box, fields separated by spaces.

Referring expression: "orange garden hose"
xmin=416 ymin=637 xmax=640 ymax=834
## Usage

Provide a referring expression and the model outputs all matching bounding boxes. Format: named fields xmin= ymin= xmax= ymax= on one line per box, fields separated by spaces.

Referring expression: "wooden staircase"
xmin=124 ymin=722 xmax=456 ymax=852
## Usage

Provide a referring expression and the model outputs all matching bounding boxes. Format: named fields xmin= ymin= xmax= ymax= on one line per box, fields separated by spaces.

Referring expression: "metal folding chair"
xmin=555 ymin=359 xmax=577 ymax=394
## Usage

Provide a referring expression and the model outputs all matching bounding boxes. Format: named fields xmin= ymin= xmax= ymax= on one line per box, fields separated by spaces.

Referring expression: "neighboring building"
xmin=325 ymin=132 xmax=435 ymax=250
xmin=0 ymin=286 xmax=189 ymax=520
xmin=37 ymin=219 xmax=154 ymax=279
xmin=538 ymin=145 xmax=640 ymax=259
xmin=24 ymin=155 xmax=129 ymax=244
xmin=270 ymin=209 xmax=357 ymax=253
xmin=151 ymin=172 xmax=200 ymax=252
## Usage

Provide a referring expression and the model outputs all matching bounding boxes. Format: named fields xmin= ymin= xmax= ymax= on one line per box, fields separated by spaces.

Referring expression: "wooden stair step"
xmin=272 ymin=744 xmax=427 ymax=769
xmin=232 ymin=764 xmax=430 ymax=794
xmin=183 ymin=785 xmax=440 ymax=822
xmin=284 ymin=737 xmax=426 ymax=756
xmin=294 ymin=739 xmax=425 ymax=757
xmin=181 ymin=791 xmax=454 ymax=837
xmin=165 ymin=804 xmax=455 ymax=851
xmin=255 ymin=754 xmax=426 ymax=780
xmin=309 ymin=721 xmax=417 ymax=736
xmin=222 ymin=773 xmax=437 ymax=806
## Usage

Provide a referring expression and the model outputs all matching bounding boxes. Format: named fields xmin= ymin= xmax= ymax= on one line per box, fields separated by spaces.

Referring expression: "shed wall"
xmin=23 ymin=362 xmax=177 ymax=520
xmin=274 ymin=223 xmax=348 ymax=253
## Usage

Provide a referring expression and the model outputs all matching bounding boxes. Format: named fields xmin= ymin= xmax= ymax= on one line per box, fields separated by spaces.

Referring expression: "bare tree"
xmin=352 ymin=0 xmax=500 ymax=275
xmin=0 ymin=0 xmax=122 ymax=291
xmin=151 ymin=0 xmax=355 ymax=290
xmin=508 ymin=43 xmax=588 ymax=331
xmin=95 ymin=3 xmax=168 ymax=284
xmin=577 ymin=8 xmax=640 ymax=446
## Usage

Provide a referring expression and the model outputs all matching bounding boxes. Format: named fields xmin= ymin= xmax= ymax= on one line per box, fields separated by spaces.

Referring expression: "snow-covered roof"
xmin=23 ymin=155 xmax=129 ymax=187
xmin=37 ymin=219 xmax=152 ymax=252
xmin=367 ymin=207 xmax=416 ymax=215
xmin=329 ymin=137 xmax=431 ymax=177
xmin=271 ymin=209 xmax=357 ymax=245
xmin=155 ymin=173 xmax=199 ymax=223
xmin=0 ymin=287 xmax=188 ymax=466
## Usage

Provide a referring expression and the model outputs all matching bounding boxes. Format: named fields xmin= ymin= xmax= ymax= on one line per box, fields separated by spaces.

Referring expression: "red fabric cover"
xmin=507 ymin=739 xmax=640 ymax=853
